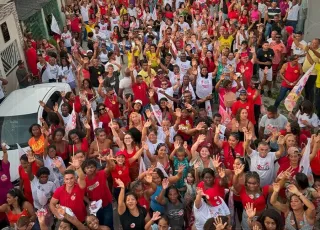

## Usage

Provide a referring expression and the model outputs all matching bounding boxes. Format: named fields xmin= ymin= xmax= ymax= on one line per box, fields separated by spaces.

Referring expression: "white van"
xmin=0 ymin=83 xmax=71 ymax=182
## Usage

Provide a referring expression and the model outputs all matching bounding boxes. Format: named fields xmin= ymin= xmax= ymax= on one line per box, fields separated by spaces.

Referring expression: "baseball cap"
xmin=239 ymin=89 xmax=247 ymax=95
xmin=157 ymin=69 xmax=164 ymax=73
xmin=288 ymin=146 xmax=300 ymax=155
xmin=18 ymin=60 xmax=24 ymax=65
xmin=115 ymin=151 xmax=127 ymax=157
xmin=204 ymin=188 xmax=223 ymax=207
xmin=134 ymin=99 xmax=143 ymax=105
xmin=87 ymin=50 xmax=93 ymax=54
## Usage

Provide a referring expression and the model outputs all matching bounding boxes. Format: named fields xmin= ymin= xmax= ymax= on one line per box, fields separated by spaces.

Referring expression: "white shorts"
xmin=259 ymin=67 xmax=273 ymax=82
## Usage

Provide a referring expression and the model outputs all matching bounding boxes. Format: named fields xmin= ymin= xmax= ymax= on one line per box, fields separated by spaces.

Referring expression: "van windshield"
xmin=0 ymin=113 xmax=37 ymax=149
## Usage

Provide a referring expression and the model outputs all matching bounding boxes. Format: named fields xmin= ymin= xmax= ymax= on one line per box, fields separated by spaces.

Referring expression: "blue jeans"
xmin=286 ymin=20 xmax=298 ymax=32
xmin=265 ymin=23 xmax=272 ymax=38
xmin=96 ymin=203 xmax=114 ymax=230
xmin=274 ymin=86 xmax=292 ymax=108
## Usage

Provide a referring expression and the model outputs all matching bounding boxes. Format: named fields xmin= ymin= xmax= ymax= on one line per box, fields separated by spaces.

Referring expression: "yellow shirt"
xmin=302 ymin=46 xmax=320 ymax=75
xmin=127 ymin=51 xmax=134 ymax=67
xmin=218 ymin=35 xmax=234 ymax=51
xmin=314 ymin=63 xmax=320 ymax=88
xmin=138 ymin=68 xmax=156 ymax=86
xmin=120 ymin=8 xmax=127 ymax=16
xmin=84 ymin=24 xmax=95 ymax=33
xmin=146 ymin=51 xmax=158 ymax=68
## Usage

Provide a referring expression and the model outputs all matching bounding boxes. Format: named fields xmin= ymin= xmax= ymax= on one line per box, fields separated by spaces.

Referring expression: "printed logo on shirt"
xmin=130 ymin=223 xmax=135 ymax=228
xmin=257 ymin=162 xmax=270 ymax=171
xmin=118 ymin=170 xmax=122 ymax=175
xmin=1 ymin=174 xmax=8 ymax=182
xmin=88 ymin=181 xmax=100 ymax=191
xmin=71 ymin=193 xmax=76 ymax=201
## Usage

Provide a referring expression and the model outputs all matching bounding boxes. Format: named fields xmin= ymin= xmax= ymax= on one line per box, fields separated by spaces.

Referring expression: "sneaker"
xmin=267 ymin=91 xmax=272 ymax=97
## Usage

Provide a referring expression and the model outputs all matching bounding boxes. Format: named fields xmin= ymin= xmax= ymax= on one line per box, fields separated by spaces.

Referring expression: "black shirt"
xmin=256 ymin=48 xmax=275 ymax=69
xmin=119 ymin=206 xmax=147 ymax=230
xmin=89 ymin=65 xmax=105 ymax=87
xmin=103 ymin=71 xmax=120 ymax=94
xmin=16 ymin=67 xmax=29 ymax=88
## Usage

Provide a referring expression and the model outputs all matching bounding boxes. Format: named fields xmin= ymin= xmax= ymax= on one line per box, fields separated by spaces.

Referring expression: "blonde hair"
xmin=129 ymin=112 xmax=142 ymax=130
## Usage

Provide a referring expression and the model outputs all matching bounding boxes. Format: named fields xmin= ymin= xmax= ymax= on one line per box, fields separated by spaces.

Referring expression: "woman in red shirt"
xmin=52 ymin=128 xmax=70 ymax=166
xmin=109 ymin=148 xmax=144 ymax=201
xmin=239 ymin=9 xmax=249 ymax=26
xmin=96 ymin=103 xmax=114 ymax=136
xmin=233 ymin=168 xmax=275 ymax=230
xmin=310 ymin=134 xmax=320 ymax=177
xmin=214 ymin=131 xmax=245 ymax=170
xmin=63 ymin=91 xmax=82 ymax=114
xmin=228 ymin=2 xmax=239 ymax=22
xmin=164 ymin=4 xmax=174 ymax=20
xmin=68 ymin=129 xmax=90 ymax=157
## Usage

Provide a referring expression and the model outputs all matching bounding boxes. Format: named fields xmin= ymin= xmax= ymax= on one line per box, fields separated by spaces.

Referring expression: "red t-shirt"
xmin=279 ymin=130 xmax=308 ymax=149
xmin=111 ymin=160 xmax=131 ymax=187
xmin=68 ymin=96 xmax=82 ymax=114
xmin=311 ymin=150 xmax=320 ymax=176
xmin=222 ymin=141 xmax=244 ymax=170
xmin=197 ymin=179 xmax=225 ymax=205
xmin=138 ymin=196 xmax=150 ymax=211
xmin=132 ymin=82 xmax=149 ymax=106
xmin=71 ymin=17 xmax=81 ymax=33
xmin=99 ymin=113 xmax=112 ymax=135
xmin=104 ymin=95 xmax=120 ymax=118
xmin=231 ymin=98 xmax=255 ymax=124
xmin=239 ymin=16 xmax=248 ymax=25
xmin=240 ymin=185 xmax=269 ymax=212
xmin=53 ymin=184 xmax=86 ymax=222
xmin=26 ymin=47 xmax=38 ymax=76
xmin=247 ymin=86 xmax=262 ymax=105
xmin=68 ymin=138 xmax=89 ymax=154
xmin=228 ymin=10 xmax=239 ymax=20
xmin=277 ymin=161 xmax=299 ymax=176
xmin=85 ymin=170 xmax=112 ymax=207
xmin=18 ymin=162 xmax=39 ymax=204
xmin=236 ymin=61 xmax=253 ymax=86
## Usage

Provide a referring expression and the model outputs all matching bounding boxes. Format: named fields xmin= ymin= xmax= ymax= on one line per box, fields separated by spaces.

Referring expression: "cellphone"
xmin=1 ymin=142 xmax=10 ymax=149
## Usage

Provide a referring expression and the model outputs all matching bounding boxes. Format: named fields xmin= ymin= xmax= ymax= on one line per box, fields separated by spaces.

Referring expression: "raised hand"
xmin=273 ymin=182 xmax=281 ymax=193
xmin=27 ymin=150 xmax=36 ymax=163
xmin=115 ymin=178 xmax=125 ymax=188
xmin=142 ymin=142 xmax=149 ymax=151
xmin=211 ymin=155 xmax=222 ymax=168
xmin=287 ymin=184 xmax=300 ymax=195
xmin=98 ymin=76 xmax=104 ymax=85
xmin=52 ymin=158 xmax=62 ymax=168
xmin=55 ymin=204 xmax=66 ymax=217
xmin=83 ymin=119 xmax=91 ymax=130
xmin=234 ymin=164 xmax=245 ymax=176
xmin=197 ymin=134 xmax=206 ymax=143
xmin=176 ymin=165 xmax=185 ymax=174
xmin=145 ymin=172 xmax=153 ymax=184
xmin=277 ymin=135 xmax=285 ymax=145
xmin=161 ymin=178 xmax=169 ymax=190
xmin=245 ymin=203 xmax=256 ymax=219
xmin=183 ymin=141 xmax=188 ymax=150
xmin=148 ymin=89 xmax=155 ymax=98
xmin=196 ymin=122 xmax=206 ymax=131
xmin=175 ymin=108 xmax=182 ymax=118
xmin=174 ymin=140 xmax=181 ymax=150
xmin=53 ymin=103 xmax=59 ymax=113
xmin=194 ymin=160 xmax=201 ymax=169
xmin=39 ymin=100 xmax=46 ymax=107
xmin=213 ymin=216 xmax=228 ymax=230
xmin=69 ymin=158 xmax=81 ymax=169
xmin=151 ymin=211 xmax=162 ymax=221
xmin=144 ymin=119 xmax=152 ymax=128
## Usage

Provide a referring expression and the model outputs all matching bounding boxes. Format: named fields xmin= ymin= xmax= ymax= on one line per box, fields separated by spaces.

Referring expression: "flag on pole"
xmin=151 ymin=7 xmax=157 ymax=20
xmin=65 ymin=104 xmax=77 ymax=136
xmin=16 ymin=143 xmax=29 ymax=158
xmin=150 ymin=104 xmax=163 ymax=125
xmin=112 ymin=5 xmax=119 ymax=16
xmin=284 ymin=64 xmax=315 ymax=111
xmin=170 ymin=39 xmax=178 ymax=56
xmin=91 ymin=108 xmax=98 ymax=131
xmin=51 ymin=14 xmax=61 ymax=35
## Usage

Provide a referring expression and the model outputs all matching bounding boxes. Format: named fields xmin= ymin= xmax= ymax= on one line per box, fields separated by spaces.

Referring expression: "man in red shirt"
xmin=130 ymin=67 xmax=149 ymax=107
xmin=232 ymin=89 xmax=255 ymax=125
xmin=236 ymin=52 xmax=254 ymax=89
xmin=50 ymin=163 xmax=86 ymax=222
xmin=83 ymin=159 xmax=113 ymax=229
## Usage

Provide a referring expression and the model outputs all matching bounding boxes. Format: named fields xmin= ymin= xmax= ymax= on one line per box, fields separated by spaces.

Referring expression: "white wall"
xmin=304 ymin=0 xmax=320 ymax=42
xmin=0 ymin=3 xmax=25 ymax=93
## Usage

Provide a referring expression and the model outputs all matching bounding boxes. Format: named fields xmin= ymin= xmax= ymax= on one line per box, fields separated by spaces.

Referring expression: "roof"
xmin=14 ymin=0 xmax=50 ymax=21
xmin=0 ymin=83 xmax=71 ymax=116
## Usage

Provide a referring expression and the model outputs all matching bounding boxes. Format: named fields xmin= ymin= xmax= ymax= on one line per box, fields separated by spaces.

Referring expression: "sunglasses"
xmin=98 ymin=107 xmax=106 ymax=112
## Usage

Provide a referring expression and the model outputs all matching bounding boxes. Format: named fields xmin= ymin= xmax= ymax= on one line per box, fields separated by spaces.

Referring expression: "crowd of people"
xmin=1 ymin=0 xmax=320 ymax=229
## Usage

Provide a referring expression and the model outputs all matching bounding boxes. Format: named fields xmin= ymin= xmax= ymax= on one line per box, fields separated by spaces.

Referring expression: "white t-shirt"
xmin=292 ymin=40 xmax=307 ymax=64
xmin=175 ymin=58 xmax=191 ymax=76
xmin=44 ymin=64 xmax=59 ymax=81
xmin=249 ymin=150 xmax=277 ymax=187
xmin=178 ymin=22 xmax=190 ymax=31
xmin=287 ymin=3 xmax=300 ymax=21
xmin=145 ymin=139 xmax=165 ymax=167
xmin=196 ymin=73 xmax=213 ymax=98
xmin=258 ymin=3 xmax=267 ymax=18
xmin=157 ymin=87 xmax=174 ymax=102
xmin=80 ymin=5 xmax=90 ymax=22
xmin=61 ymin=31 xmax=72 ymax=47
xmin=128 ymin=8 xmax=137 ymax=18
xmin=193 ymin=198 xmax=230 ymax=230
xmin=99 ymin=52 xmax=109 ymax=63
xmin=31 ymin=177 xmax=57 ymax=210
xmin=259 ymin=114 xmax=288 ymax=135
xmin=0 ymin=81 xmax=4 ymax=100
xmin=119 ymin=76 xmax=133 ymax=97
xmin=98 ymin=22 xmax=109 ymax=35
xmin=296 ymin=111 xmax=319 ymax=128
xmin=110 ymin=16 xmax=120 ymax=30
xmin=59 ymin=66 xmax=75 ymax=83
xmin=157 ymin=126 xmax=177 ymax=143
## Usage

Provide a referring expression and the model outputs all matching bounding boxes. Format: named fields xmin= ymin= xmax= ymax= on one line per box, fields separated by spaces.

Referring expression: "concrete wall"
xmin=304 ymin=0 xmax=320 ymax=42
xmin=0 ymin=2 xmax=25 ymax=94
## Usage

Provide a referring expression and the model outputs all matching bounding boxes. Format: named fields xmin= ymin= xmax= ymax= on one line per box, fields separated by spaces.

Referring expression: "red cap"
xmin=286 ymin=26 xmax=294 ymax=35
xmin=204 ymin=188 xmax=223 ymax=206
xmin=115 ymin=151 xmax=127 ymax=157
xmin=241 ymin=52 xmax=249 ymax=58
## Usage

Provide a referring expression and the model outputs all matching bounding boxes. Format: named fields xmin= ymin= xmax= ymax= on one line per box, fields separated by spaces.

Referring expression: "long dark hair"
xmin=257 ymin=209 xmax=284 ymax=230
xmin=165 ymin=186 xmax=182 ymax=203
xmin=8 ymin=188 xmax=27 ymax=210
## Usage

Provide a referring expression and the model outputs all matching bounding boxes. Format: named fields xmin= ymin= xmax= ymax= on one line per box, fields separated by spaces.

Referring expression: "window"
xmin=0 ymin=40 xmax=21 ymax=75
xmin=1 ymin=22 xmax=10 ymax=43
xmin=0 ymin=113 xmax=37 ymax=149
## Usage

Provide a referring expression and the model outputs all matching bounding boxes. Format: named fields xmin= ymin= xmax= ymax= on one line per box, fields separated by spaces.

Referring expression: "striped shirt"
xmin=267 ymin=7 xmax=281 ymax=20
